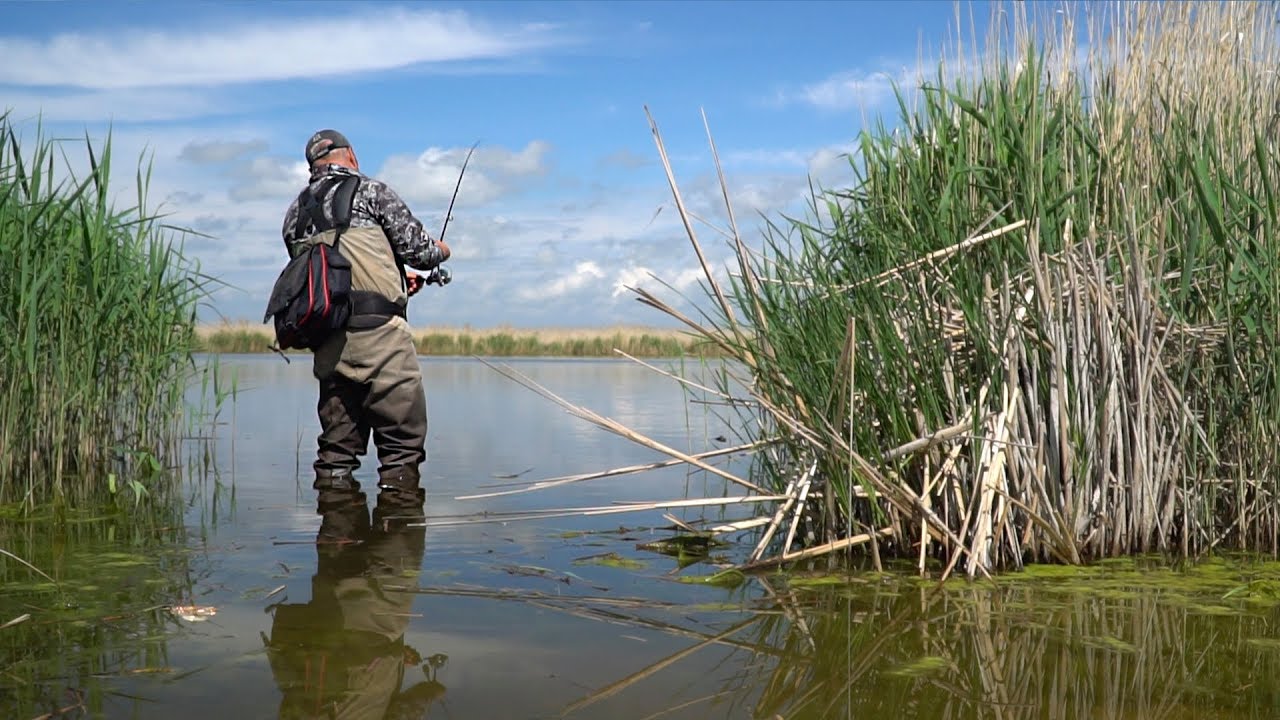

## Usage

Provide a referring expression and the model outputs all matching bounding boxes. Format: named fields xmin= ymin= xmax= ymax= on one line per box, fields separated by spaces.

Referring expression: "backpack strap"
xmin=292 ymin=175 xmax=361 ymax=248
xmin=330 ymin=176 xmax=360 ymax=236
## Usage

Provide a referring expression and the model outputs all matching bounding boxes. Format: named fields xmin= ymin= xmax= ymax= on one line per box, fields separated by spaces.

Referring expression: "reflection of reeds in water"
xmin=389 ymin=563 xmax=1280 ymax=718
xmin=739 ymin=567 xmax=1280 ymax=720
xmin=626 ymin=1 xmax=1280 ymax=574
xmin=0 ymin=500 xmax=193 ymax=717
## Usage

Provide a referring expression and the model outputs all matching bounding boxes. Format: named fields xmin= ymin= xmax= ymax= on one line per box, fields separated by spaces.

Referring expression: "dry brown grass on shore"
xmin=196 ymin=321 xmax=720 ymax=358
xmin=195 ymin=321 xmax=694 ymax=341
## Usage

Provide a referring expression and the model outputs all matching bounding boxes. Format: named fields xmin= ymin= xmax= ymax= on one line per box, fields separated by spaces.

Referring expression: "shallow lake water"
xmin=5 ymin=356 xmax=1280 ymax=719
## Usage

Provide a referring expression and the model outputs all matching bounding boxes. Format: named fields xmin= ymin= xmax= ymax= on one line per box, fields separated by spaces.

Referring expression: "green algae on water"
xmin=572 ymin=552 xmax=648 ymax=570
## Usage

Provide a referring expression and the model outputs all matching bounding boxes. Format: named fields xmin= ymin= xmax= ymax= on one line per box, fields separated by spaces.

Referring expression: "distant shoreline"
xmin=195 ymin=322 xmax=724 ymax=358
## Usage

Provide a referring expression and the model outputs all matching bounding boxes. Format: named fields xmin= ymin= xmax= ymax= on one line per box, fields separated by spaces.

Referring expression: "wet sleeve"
xmin=368 ymin=180 xmax=446 ymax=270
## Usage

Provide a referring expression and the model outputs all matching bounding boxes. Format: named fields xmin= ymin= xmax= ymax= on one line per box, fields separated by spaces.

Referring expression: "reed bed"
xmin=615 ymin=2 xmax=1280 ymax=575
xmin=0 ymin=114 xmax=208 ymax=508
xmin=196 ymin=322 xmax=717 ymax=358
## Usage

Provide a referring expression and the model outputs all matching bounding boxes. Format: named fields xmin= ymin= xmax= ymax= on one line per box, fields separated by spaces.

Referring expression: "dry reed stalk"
xmin=661 ymin=513 xmax=698 ymax=534
xmin=0 ymin=613 xmax=30 ymax=630
xmin=755 ymin=212 xmax=1022 ymax=292
xmin=0 ymin=548 xmax=56 ymax=584
xmin=410 ymin=494 xmax=789 ymax=529
xmin=737 ymin=527 xmax=894 ymax=572
xmin=629 ymin=287 xmax=742 ymax=360
xmin=919 ymin=436 xmax=967 ymax=576
xmin=458 ymin=440 xmax=767 ymax=499
xmin=852 ymin=219 xmax=1028 ymax=291
xmin=644 ymin=106 xmax=741 ymax=342
xmin=707 ymin=516 xmax=773 ymax=534
xmin=882 ymin=416 xmax=989 ymax=462
xmin=479 ymin=358 xmax=766 ymax=494
xmin=701 ymin=107 xmax=773 ymax=363
xmin=780 ymin=473 xmax=813 ymax=559
xmin=612 ymin=349 xmax=741 ymax=401
xmin=636 ymin=693 xmax=735 ymax=720
xmin=749 ymin=463 xmax=812 ymax=562
xmin=561 ymin=616 xmax=761 ymax=717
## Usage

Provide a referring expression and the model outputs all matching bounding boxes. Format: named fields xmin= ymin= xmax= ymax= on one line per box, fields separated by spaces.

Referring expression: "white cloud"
xmin=724 ymin=148 xmax=809 ymax=168
xmin=0 ymin=10 xmax=563 ymax=90
xmin=613 ymin=265 xmax=706 ymax=299
xmin=599 ymin=148 xmax=652 ymax=170
xmin=2 ymin=88 xmax=225 ymax=123
xmin=227 ymin=156 xmax=310 ymax=202
xmin=517 ymin=260 xmax=605 ymax=301
xmin=377 ymin=141 xmax=551 ymax=207
xmin=724 ymin=143 xmax=856 ymax=181
xmin=179 ymin=139 xmax=269 ymax=164
xmin=799 ymin=69 xmax=900 ymax=110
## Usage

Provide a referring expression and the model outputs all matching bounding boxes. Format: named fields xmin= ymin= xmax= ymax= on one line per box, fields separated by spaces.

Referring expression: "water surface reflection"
xmin=265 ymin=498 xmax=442 ymax=719
xmin=4 ymin=357 xmax=1280 ymax=719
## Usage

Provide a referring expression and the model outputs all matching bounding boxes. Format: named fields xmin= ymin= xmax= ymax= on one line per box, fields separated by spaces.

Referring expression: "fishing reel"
xmin=423 ymin=266 xmax=452 ymax=286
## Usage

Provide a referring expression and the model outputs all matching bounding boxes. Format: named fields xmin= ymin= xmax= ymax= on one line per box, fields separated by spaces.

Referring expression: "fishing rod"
xmin=440 ymin=140 xmax=477 ymax=244
xmin=423 ymin=140 xmax=478 ymax=287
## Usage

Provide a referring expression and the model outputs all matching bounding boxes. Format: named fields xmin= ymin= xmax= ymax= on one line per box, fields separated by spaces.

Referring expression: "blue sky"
xmin=4 ymin=0 xmax=989 ymax=328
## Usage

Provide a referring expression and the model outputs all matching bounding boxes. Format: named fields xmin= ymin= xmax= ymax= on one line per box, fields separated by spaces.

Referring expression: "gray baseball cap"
xmin=305 ymin=129 xmax=351 ymax=164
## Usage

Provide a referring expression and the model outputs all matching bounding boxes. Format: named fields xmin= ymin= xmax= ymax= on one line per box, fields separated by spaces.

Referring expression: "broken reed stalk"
xmin=750 ymin=472 xmax=803 ymax=562
xmin=458 ymin=440 xmax=770 ymax=499
xmin=781 ymin=472 xmax=814 ymax=557
xmin=612 ymin=348 xmax=747 ymax=402
xmin=476 ymin=358 xmax=767 ymax=494
xmin=409 ymin=494 xmax=790 ymax=529
xmin=737 ymin=528 xmax=897 ymax=572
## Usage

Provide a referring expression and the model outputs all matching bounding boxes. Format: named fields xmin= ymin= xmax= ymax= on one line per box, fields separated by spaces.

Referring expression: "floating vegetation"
xmin=677 ymin=568 xmax=747 ymax=589
xmin=0 ymin=507 xmax=193 ymax=718
xmin=573 ymin=552 xmax=648 ymax=570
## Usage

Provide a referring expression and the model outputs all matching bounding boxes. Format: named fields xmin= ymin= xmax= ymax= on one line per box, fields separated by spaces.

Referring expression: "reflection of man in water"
xmin=266 ymin=494 xmax=446 ymax=719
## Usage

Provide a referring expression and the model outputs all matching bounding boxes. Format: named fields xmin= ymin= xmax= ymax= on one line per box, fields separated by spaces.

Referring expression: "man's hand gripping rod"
xmin=423 ymin=141 xmax=478 ymax=287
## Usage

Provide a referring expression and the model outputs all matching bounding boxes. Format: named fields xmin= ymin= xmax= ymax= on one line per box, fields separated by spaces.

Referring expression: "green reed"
xmin=646 ymin=2 xmax=1280 ymax=572
xmin=0 ymin=115 xmax=208 ymax=508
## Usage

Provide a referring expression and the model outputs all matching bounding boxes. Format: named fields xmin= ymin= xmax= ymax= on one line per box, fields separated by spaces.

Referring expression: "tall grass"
xmin=642 ymin=2 xmax=1280 ymax=574
xmin=0 ymin=114 xmax=207 ymax=508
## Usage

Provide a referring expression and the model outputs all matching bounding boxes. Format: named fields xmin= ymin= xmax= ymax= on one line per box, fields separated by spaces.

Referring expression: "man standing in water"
xmin=281 ymin=129 xmax=450 ymax=520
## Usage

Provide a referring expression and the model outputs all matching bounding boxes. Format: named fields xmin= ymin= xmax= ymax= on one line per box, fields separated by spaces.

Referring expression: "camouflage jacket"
xmin=280 ymin=164 xmax=446 ymax=270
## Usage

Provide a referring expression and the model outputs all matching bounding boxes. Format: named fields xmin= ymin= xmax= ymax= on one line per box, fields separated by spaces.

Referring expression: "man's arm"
xmin=368 ymin=179 xmax=451 ymax=270
xmin=281 ymin=197 xmax=303 ymax=255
